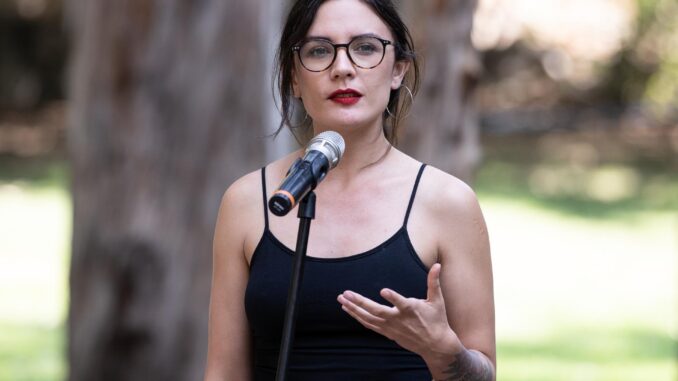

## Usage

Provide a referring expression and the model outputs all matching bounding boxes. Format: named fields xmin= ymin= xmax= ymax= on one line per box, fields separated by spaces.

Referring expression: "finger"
xmin=340 ymin=291 xmax=395 ymax=318
xmin=379 ymin=288 xmax=411 ymax=311
xmin=426 ymin=263 xmax=443 ymax=302
xmin=340 ymin=304 xmax=384 ymax=334
xmin=338 ymin=294 xmax=387 ymax=327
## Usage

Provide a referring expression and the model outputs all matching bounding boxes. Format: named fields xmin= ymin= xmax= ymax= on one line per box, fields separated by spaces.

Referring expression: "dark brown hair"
xmin=274 ymin=0 xmax=420 ymax=146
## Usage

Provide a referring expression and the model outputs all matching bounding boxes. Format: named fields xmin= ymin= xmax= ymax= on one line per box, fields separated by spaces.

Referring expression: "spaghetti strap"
xmin=261 ymin=167 xmax=269 ymax=230
xmin=403 ymin=164 xmax=427 ymax=228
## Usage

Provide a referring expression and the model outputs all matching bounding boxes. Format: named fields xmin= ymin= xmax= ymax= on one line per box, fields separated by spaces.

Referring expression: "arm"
xmin=424 ymin=179 xmax=495 ymax=380
xmin=204 ymin=178 xmax=257 ymax=381
xmin=337 ymin=174 xmax=496 ymax=381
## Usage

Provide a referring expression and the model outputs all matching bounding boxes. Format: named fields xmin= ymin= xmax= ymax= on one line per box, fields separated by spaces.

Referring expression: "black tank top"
xmin=245 ymin=164 xmax=432 ymax=381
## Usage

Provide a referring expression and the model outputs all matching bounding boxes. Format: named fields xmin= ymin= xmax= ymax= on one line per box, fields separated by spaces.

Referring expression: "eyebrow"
xmin=305 ymin=33 xmax=383 ymax=42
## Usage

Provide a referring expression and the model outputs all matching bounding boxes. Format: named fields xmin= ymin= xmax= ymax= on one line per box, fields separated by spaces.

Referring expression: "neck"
xmin=312 ymin=121 xmax=392 ymax=182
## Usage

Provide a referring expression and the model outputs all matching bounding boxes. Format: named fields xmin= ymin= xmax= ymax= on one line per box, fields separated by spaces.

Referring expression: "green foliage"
xmin=0 ymin=155 xmax=69 ymax=190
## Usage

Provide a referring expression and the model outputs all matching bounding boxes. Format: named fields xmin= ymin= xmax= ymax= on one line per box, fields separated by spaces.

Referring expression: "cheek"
xmin=366 ymin=70 xmax=397 ymax=108
xmin=297 ymin=80 xmax=325 ymax=117
xmin=296 ymin=68 xmax=321 ymax=94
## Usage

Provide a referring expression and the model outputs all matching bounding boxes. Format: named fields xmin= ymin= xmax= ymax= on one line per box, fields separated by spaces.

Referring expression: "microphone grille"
xmin=307 ymin=131 xmax=345 ymax=169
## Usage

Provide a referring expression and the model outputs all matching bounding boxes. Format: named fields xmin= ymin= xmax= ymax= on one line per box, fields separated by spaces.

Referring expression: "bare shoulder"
xmin=419 ymin=165 xmax=483 ymax=220
xmin=220 ymin=147 xmax=300 ymax=214
xmin=415 ymin=165 xmax=489 ymax=260
xmin=216 ymin=151 xmax=303 ymax=260
xmin=222 ymin=169 xmax=263 ymax=206
xmin=214 ymin=169 xmax=263 ymax=255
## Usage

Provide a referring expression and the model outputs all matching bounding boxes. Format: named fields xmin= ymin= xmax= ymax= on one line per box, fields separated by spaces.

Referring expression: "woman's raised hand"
xmin=336 ymin=263 xmax=463 ymax=358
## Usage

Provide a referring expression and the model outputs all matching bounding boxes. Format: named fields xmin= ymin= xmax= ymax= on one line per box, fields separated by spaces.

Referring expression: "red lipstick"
xmin=328 ymin=88 xmax=363 ymax=105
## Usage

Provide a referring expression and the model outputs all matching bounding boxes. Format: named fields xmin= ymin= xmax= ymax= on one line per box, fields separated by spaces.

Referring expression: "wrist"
xmin=421 ymin=329 xmax=465 ymax=374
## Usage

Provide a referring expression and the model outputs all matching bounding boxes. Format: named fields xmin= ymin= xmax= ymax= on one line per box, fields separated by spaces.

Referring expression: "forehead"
xmin=307 ymin=0 xmax=393 ymax=41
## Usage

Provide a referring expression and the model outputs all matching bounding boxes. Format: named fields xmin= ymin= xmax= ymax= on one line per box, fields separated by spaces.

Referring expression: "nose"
xmin=330 ymin=47 xmax=356 ymax=78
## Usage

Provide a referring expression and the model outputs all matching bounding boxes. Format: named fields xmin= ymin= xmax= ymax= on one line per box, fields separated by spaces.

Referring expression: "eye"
xmin=350 ymin=38 xmax=380 ymax=56
xmin=302 ymin=42 xmax=333 ymax=58
xmin=309 ymin=47 xmax=330 ymax=57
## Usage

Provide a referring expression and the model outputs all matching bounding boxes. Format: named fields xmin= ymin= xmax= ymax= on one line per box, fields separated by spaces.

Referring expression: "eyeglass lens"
xmin=298 ymin=36 xmax=386 ymax=72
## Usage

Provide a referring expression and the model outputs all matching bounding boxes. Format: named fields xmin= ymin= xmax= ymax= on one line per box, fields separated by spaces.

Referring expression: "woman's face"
xmin=292 ymin=0 xmax=409 ymax=135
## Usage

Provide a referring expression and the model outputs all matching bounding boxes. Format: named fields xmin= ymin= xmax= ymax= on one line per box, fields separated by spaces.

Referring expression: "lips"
xmin=329 ymin=89 xmax=363 ymax=105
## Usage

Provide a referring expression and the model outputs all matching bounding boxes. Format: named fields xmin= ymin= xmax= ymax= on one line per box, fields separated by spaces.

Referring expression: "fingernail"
xmin=343 ymin=291 xmax=354 ymax=300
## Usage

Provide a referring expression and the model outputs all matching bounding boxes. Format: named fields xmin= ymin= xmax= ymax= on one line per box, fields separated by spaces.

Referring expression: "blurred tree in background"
xmin=399 ymin=0 xmax=483 ymax=183
xmin=65 ymin=1 xmax=272 ymax=380
xmin=471 ymin=0 xmax=675 ymax=212
xmin=0 ymin=0 xmax=65 ymax=111
xmin=475 ymin=0 xmax=677 ymax=126
xmin=0 ymin=0 xmax=66 ymax=157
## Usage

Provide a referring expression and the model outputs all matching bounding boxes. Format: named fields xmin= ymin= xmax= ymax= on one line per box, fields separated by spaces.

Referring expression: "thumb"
xmin=426 ymin=263 xmax=443 ymax=302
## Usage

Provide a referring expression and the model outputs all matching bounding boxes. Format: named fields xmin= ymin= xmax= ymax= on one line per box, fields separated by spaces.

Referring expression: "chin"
xmin=322 ymin=119 xmax=368 ymax=133
xmin=325 ymin=111 xmax=380 ymax=129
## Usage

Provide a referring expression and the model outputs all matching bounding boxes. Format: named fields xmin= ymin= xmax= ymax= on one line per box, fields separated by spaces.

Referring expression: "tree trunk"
xmin=400 ymin=0 xmax=482 ymax=184
xmin=66 ymin=1 xmax=273 ymax=380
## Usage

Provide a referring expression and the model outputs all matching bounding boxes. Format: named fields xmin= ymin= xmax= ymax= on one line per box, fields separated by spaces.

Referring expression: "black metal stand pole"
xmin=274 ymin=191 xmax=316 ymax=381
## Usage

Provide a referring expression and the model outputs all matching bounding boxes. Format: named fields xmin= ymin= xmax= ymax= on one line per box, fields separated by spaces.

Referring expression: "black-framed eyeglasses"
xmin=293 ymin=35 xmax=392 ymax=72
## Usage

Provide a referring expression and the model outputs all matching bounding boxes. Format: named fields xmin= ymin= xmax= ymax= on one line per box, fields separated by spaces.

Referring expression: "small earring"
xmin=385 ymin=105 xmax=395 ymax=119
xmin=291 ymin=107 xmax=309 ymax=129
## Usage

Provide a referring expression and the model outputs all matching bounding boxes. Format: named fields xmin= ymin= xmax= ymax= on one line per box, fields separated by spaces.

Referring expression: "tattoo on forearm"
xmin=439 ymin=349 xmax=494 ymax=381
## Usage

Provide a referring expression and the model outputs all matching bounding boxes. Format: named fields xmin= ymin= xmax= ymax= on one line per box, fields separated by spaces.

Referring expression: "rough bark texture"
xmin=400 ymin=0 xmax=481 ymax=183
xmin=66 ymin=1 xmax=270 ymax=380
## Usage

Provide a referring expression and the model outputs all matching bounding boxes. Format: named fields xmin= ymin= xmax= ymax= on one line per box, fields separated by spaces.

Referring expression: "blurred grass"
xmin=482 ymin=196 xmax=676 ymax=381
xmin=0 ymin=324 xmax=64 ymax=381
xmin=498 ymin=326 xmax=675 ymax=381
xmin=476 ymin=132 xmax=677 ymax=381
xmin=0 ymin=132 xmax=676 ymax=381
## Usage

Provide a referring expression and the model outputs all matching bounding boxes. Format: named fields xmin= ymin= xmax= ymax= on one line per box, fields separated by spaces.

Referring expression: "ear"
xmin=390 ymin=60 xmax=410 ymax=90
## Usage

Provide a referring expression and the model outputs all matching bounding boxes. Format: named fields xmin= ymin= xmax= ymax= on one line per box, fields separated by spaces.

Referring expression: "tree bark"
xmin=400 ymin=0 xmax=482 ymax=184
xmin=66 ymin=1 xmax=271 ymax=380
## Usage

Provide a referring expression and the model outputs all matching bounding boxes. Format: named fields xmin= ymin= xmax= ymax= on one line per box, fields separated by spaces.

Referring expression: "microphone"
xmin=269 ymin=131 xmax=345 ymax=216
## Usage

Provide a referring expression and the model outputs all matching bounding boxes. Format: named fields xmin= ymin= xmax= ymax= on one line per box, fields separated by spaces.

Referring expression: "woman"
xmin=204 ymin=1 xmax=496 ymax=380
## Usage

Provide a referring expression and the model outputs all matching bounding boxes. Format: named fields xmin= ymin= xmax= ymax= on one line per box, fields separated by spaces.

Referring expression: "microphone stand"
xmin=275 ymin=191 xmax=316 ymax=381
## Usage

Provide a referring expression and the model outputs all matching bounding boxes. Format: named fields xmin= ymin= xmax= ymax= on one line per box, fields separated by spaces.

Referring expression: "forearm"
xmin=429 ymin=348 xmax=494 ymax=381
xmin=422 ymin=333 xmax=495 ymax=381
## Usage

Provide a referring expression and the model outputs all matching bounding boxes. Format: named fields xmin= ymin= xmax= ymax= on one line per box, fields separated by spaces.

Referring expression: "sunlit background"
xmin=0 ymin=0 xmax=676 ymax=380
